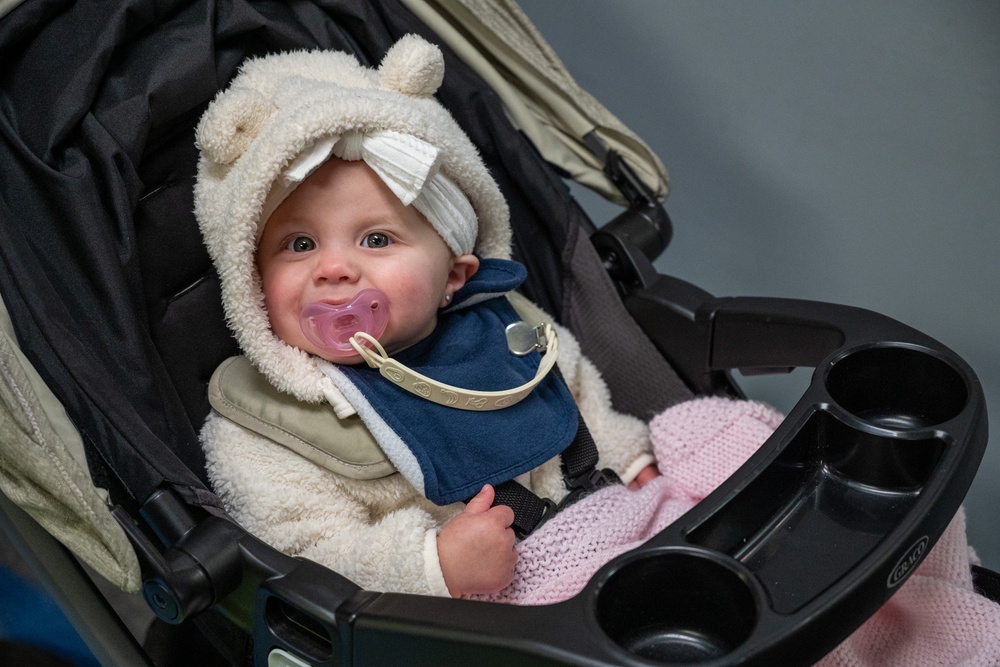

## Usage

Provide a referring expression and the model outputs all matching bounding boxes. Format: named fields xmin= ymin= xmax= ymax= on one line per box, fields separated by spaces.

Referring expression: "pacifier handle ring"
xmin=349 ymin=324 xmax=559 ymax=411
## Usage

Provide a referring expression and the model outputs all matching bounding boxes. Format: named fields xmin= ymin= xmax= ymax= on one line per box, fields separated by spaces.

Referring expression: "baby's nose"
xmin=315 ymin=249 xmax=360 ymax=283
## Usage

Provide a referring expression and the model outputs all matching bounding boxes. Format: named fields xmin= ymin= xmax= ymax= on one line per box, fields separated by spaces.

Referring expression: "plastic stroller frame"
xmin=0 ymin=1 xmax=991 ymax=665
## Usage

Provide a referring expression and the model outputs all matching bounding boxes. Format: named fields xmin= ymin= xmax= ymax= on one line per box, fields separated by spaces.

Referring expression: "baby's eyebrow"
xmin=266 ymin=215 xmax=312 ymax=230
xmin=358 ymin=213 xmax=408 ymax=228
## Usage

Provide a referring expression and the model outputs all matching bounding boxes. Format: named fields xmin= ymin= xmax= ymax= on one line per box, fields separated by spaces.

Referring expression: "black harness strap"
xmin=491 ymin=479 xmax=555 ymax=539
xmin=483 ymin=412 xmax=620 ymax=538
xmin=559 ymin=412 xmax=607 ymax=493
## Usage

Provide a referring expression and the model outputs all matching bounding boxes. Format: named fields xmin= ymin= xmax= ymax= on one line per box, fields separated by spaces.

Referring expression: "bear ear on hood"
xmin=195 ymin=86 xmax=278 ymax=166
xmin=377 ymin=33 xmax=444 ymax=98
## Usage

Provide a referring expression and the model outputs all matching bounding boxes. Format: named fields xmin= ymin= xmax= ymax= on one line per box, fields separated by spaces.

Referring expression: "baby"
xmin=259 ymin=152 xmax=530 ymax=596
xmin=194 ymin=35 xmax=656 ymax=598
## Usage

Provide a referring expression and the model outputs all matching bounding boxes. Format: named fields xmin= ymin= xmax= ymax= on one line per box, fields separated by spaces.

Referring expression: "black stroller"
xmin=1 ymin=1 xmax=997 ymax=665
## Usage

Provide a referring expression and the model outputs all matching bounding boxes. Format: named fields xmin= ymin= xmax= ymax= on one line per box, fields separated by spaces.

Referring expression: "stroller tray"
xmin=246 ymin=298 xmax=986 ymax=666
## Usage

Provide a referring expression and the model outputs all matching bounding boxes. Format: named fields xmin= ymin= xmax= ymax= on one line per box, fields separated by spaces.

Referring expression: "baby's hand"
xmin=437 ymin=484 xmax=517 ymax=598
xmin=628 ymin=463 xmax=661 ymax=490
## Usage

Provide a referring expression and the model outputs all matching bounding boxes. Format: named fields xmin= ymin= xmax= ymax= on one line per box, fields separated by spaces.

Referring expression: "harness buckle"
xmin=560 ymin=467 xmax=621 ymax=510
xmin=521 ymin=497 xmax=558 ymax=538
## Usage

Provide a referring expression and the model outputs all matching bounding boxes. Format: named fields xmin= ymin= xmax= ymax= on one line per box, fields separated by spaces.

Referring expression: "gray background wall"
xmin=517 ymin=0 xmax=999 ymax=570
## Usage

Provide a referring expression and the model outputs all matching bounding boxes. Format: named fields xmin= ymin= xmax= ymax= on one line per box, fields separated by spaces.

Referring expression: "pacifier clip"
xmin=349 ymin=322 xmax=558 ymax=411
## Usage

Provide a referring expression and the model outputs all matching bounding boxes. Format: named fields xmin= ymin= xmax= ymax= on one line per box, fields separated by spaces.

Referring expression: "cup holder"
xmin=595 ymin=550 xmax=757 ymax=664
xmin=826 ymin=346 xmax=967 ymax=430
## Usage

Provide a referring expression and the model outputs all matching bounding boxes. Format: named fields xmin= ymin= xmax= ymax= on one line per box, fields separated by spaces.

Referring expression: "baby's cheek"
xmin=265 ymin=299 xmax=309 ymax=351
xmin=401 ymin=283 xmax=439 ymax=313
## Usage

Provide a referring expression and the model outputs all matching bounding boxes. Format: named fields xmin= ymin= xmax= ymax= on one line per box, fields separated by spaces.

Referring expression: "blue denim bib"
xmin=329 ymin=259 xmax=578 ymax=505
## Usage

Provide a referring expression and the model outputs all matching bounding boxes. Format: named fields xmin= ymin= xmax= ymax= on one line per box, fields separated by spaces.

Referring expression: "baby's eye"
xmin=361 ymin=232 xmax=392 ymax=249
xmin=286 ymin=236 xmax=316 ymax=252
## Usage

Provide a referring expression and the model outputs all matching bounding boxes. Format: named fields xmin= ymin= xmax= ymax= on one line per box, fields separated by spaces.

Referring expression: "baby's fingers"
xmin=487 ymin=502 xmax=516 ymax=530
xmin=464 ymin=484 xmax=496 ymax=514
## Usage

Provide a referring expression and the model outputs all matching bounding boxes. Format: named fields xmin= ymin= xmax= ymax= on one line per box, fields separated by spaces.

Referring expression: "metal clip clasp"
xmin=505 ymin=321 xmax=550 ymax=356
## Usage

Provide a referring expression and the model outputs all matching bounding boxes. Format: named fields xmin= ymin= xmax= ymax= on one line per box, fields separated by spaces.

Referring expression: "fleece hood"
xmin=194 ymin=35 xmax=511 ymax=403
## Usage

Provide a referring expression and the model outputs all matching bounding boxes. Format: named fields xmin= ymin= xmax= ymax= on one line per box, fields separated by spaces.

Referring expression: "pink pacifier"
xmin=300 ymin=288 xmax=389 ymax=357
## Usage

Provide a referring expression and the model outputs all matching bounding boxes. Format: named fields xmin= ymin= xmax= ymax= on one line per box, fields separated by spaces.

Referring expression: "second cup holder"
xmin=826 ymin=346 xmax=967 ymax=430
xmin=595 ymin=550 xmax=757 ymax=664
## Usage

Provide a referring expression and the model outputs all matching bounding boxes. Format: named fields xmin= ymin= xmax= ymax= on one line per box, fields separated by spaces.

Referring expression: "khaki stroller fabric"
xmin=0 ymin=297 xmax=140 ymax=592
xmin=0 ymin=0 xmax=24 ymax=21
xmin=401 ymin=0 xmax=670 ymax=206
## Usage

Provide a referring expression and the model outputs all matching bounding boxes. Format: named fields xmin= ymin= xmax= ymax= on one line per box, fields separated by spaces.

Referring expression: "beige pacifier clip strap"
xmin=349 ymin=323 xmax=558 ymax=411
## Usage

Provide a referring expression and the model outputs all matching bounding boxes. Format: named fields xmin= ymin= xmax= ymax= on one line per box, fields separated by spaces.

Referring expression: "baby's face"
xmin=257 ymin=157 xmax=476 ymax=363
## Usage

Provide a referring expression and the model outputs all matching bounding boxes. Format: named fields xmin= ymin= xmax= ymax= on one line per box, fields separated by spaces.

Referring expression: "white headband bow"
xmin=260 ymin=130 xmax=478 ymax=256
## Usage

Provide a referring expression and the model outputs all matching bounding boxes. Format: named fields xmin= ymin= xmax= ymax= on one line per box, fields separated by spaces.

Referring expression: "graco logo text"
xmin=887 ymin=536 xmax=929 ymax=588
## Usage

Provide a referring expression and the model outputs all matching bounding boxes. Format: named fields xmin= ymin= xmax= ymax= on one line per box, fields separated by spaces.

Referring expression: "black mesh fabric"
xmin=490 ymin=481 xmax=551 ymax=539
xmin=0 ymin=0 xmax=691 ymax=509
xmin=562 ymin=229 xmax=693 ymax=419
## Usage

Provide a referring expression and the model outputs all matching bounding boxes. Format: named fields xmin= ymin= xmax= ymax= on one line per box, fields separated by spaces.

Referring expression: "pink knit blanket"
xmin=472 ymin=397 xmax=1000 ymax=666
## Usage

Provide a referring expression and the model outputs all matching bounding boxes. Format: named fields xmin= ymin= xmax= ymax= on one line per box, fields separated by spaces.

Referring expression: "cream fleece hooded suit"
xmin=193 ymin=35 xmax=653 ymax=596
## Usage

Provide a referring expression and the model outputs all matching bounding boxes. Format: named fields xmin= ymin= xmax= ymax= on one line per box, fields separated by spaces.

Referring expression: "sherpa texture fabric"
xmin=193 ymin=35 xmax=511 ymax=404
xmin=473 ymin=396 xmax=1000 ymax=667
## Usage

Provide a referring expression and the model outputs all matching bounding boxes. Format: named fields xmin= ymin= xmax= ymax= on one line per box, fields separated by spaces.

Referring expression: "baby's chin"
xmin=311 ymin=348 xmax=366 ymax=366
